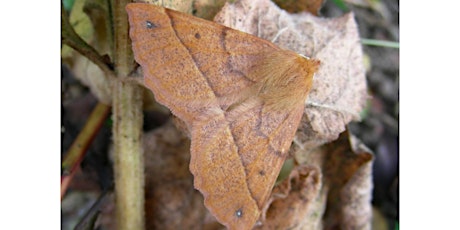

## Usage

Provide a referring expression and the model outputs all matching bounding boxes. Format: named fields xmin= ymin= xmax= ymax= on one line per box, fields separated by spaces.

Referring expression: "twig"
xmin=74 ymin=187 xmax=114 ymax=230
xmin=61 ymin=102 xmax=111 ymax=199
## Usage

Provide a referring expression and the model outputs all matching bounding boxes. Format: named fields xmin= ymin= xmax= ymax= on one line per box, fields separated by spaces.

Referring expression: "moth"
xmin=126 ymin=3 xmax=320 ymax=229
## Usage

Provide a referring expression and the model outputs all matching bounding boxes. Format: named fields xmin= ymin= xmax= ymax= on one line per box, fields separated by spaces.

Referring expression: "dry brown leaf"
xmin=256 ymin=165 xmax=322 ymax=229
xmin=255 ymin=130 xmax=372 ymax=229
xmin=142 ymin=121 xmax=214 ymax=229
xmin=215 ymin=0 xmax=368 ymax=150
xmin=322 ymin=132 xmax=373 ymax=230
xmin=296 ymin=130 xmax=373 ymax=230
xmin=272 ymin=0 xmax=325 ymax=15
xmin=193 ymin=0 xmax=228 ymax=20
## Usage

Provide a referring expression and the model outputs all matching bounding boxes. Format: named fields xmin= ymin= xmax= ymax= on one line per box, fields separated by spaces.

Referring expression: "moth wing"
xmin=127 ymin=3 xmax=280 ymax=125
xmin=127 ymin=3 xmax=305 ymax=228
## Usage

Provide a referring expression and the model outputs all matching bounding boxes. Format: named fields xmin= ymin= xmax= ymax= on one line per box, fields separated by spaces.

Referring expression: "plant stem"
xmin=111 ymin=0 xmax=145 ymax=229
xmin=61 ymin=102 xmax=111 ymax=199
xmin=112 ymin=81 xmax=144 ymax=229
xmin=361 ymin=38 xmax=399 ymax=49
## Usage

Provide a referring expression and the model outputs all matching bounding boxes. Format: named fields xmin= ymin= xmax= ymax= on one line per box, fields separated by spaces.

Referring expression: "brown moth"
xmin=126 ymin=3 xmax=320 ymax=229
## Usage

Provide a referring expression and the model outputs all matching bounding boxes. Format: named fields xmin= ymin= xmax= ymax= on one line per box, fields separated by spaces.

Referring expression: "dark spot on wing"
xmin=235 ymin=208 xmax=243 ymax=218
xmin=145 ymin=20 xmax=156 ymax=29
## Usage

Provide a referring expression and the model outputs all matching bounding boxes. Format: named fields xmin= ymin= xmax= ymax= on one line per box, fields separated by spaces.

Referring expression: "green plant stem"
xmin=112 ymin=81 xmax=144 ymax=230
xmin=61 ymin=102 xmax=111 ymax=199
xmin=361 ymin=38 xmax=399 ymax=49
xmin=111 ymin=0 xmax=145 ymax=229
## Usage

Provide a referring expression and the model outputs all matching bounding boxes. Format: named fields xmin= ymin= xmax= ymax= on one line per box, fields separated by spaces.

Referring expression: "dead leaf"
xmin=143 ymin=121 xmax=215 ymax=229
xmin=193 ymin=0 xmax=228 ymax=20
xmin=215 ymin=0 xmax=368 ymax=150
xmin=256 ymin=165 xmax=322 ymax=229
xmin=296 ymin=130 xmax=374 ymax=230
xmin=272 ymin=0 xmax=325 ymax=15
xmin=67 ymin=54 xmax=113 ymax=104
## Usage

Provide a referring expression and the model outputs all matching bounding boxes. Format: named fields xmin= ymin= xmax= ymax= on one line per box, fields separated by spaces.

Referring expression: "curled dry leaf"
xmin=252 ymin=129 xmax=374 ymax=230
xmin=295 ymin=130 xmax=374 ymax=230
xmin=255 ymin=165 xmax=322 ymax=229
xmin=322 ymin=131 xmax=374 ymax=230
xmin=215 ymin=0 xmax=368 ymax=150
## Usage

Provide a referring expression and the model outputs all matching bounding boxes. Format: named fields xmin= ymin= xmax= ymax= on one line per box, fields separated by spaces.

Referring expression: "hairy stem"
xmin=111 ymin=0 xmax=145 ymax=229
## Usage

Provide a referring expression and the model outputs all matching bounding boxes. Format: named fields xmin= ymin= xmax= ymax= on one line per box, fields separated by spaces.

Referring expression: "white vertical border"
xmin=0 ymin=1 xmax=60 ymax=229
xmin=401 ymin=0 xmax=460 ymax=228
